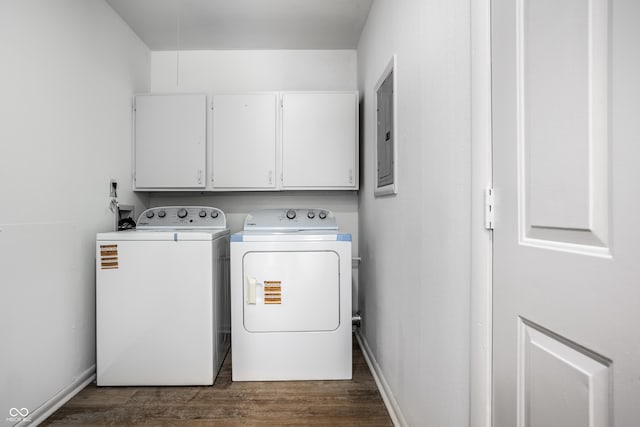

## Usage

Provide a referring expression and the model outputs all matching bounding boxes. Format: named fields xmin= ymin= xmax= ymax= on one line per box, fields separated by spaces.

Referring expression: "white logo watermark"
xmin=6 ymin=407 xmax=32 ymax=423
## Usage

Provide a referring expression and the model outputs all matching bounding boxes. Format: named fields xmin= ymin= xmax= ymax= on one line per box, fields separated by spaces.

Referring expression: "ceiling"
xmin=106 ymin=0 xmax=373 ymax=50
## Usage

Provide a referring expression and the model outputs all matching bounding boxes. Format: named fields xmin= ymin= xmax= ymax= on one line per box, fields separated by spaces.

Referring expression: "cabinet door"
xmin=134 ymin=94 xmax=206 ymax=189
xmin=212 ymin=93 xmax=277 ymax=189
xmin=281 ymin=92 xmax=358 ymax=189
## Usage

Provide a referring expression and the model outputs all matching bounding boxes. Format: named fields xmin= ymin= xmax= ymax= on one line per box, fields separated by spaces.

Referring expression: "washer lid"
xmin=243 ymin=208 xmax=338 ymax=231
xmin=97 ymin=229 xmax=229 ymax=241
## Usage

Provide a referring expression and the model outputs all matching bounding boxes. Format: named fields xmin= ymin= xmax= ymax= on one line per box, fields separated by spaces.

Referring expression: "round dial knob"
xmin=307 ymin=211 xmax=315 ymax=219
xmin=199 ymin=210 xmax=207 ymax=218
xmin=177 ymin=208 xmax=188 ymax=219
xmin=211 ymin=211 xmax=219 ymax=218
xmin=286 ymin=209 xmax=296 ymax=220
xmin=157 ymin=210 xmax=166 ymax=218
xmin=319 ymin=211 xmax=327 ymax=220
xmin=145 ymin=211 xmax=154 ymax=219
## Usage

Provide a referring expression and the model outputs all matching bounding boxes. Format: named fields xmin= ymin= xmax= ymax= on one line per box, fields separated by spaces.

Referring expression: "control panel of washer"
xmin=243 ymin=208 xmax=338 ymax=231
xmin=137 ymin=206 xmax=226 ymax=229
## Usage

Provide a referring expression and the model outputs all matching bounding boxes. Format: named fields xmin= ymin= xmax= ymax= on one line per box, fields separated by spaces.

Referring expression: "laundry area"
xmin=3 ymin=0 xmax=640 ymax=426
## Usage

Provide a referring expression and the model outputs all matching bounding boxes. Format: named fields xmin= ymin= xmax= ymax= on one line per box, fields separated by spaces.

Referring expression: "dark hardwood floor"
xmin=42 ymin=335 xmax=393 ymax=426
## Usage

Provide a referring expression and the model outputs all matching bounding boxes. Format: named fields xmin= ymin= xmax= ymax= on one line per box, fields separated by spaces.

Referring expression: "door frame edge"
xmin=470 ymin=0 xmax=494 ymax=426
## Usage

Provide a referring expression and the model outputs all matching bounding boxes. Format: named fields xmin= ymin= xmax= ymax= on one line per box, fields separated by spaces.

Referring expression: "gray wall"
xmin=357 ymin=0 xmax=472 ymax=425
xmin=0 ymin=0 xmax=150 ymax=422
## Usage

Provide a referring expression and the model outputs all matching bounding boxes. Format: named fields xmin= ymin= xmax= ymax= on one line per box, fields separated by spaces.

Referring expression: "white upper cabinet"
xmin=212 ymin=93 xmax=278 ymax=190
xmin=281 ymin=92 xmax=358 ymax=189
xmin=134 ymin=94 xmax=207 ymax=189
xmin=133 ymin=91 xmax=358 ymax=192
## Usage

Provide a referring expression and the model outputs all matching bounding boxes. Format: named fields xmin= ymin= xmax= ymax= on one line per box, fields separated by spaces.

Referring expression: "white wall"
xmin=357 ymin=0 xmax=471 ymax=425
xmin=0 ymin=0 xmax=149 ymax=423
xmin=148 ymin=49 xmax=360 ymax=307
xmin=151 ymin=50 xmax=357 ymax=92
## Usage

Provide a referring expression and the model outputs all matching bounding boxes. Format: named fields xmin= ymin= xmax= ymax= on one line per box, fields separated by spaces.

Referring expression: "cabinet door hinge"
xmin=485 ymin=187 xmax=495 ymax=230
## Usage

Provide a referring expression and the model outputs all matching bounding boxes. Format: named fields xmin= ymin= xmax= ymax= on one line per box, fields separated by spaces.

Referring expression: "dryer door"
xmin=242 ymin=251 xmax=340 ymax=332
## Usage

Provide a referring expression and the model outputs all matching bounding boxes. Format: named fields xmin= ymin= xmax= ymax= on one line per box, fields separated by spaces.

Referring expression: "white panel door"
xmin=212 ymin=93 xmax=277 ymax=189
xmin=492 ymin=0 xmax=640 ymax=425
xmin=134 ymin=94 xmax=206 ymax=189
xmin=242 ymin=251 xmax=340 ymax=332
xmin=281 ymin=92 xmax=358 ymax=189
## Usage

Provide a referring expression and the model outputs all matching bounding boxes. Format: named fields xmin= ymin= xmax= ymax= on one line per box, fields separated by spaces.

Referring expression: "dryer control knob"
xmin=145 ymin=211 xmax=155 ymax=219
xmin=211 ymin=211 xmax=219 ymax=218
xmin=177 ymin=208 xmax=188 ymax=219
xmin=158 ymin=210 xmax=166 ymax=218
xmin=199 ymin=210 xmax=207 ymax=218
xmin=286 ymin=209 xmax=296 ymax=220
xmin=319 ymin=211 xmax=327 ymax=220
xmin=307 ymin=211 xmax=315 ymax=219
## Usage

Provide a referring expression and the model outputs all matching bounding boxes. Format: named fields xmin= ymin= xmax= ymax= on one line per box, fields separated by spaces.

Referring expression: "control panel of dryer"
xmin=243 ymin=208 xmax=338 ymax=231
xmin=137 ymin=206 xmax=226 ymax=229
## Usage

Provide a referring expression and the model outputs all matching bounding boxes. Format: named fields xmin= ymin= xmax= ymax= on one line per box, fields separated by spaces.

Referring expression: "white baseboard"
xmin=20 ymin=365 xmax=96 ymax=427
xmin=355 ymin=331 xmax=408 ymax=427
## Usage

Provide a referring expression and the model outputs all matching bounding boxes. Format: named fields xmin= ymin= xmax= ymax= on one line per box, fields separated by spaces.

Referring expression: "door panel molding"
xmin=517 ymin=318 xmax=611 ymax=427
xmin=516 ymin=0 xmax=610 ymax=257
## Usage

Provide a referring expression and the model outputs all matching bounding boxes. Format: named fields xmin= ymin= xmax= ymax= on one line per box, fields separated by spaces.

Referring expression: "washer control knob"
xmin=307 ymin=211 xmax=315 ymax=219
xmin=211 ymin=210 xmax=219 ymax=218
xmin=157 ymin=210 xmax=166 ymax=218
xmin=199 ymin=210 xmax=207 ymax=218
xmin=319 ymin=211 xmax=327 ymax=220
xmin=177 ymin=208 xmax=188 ymax=219
xmin=286 ymin=209 xmax=296 ymax=220
xmin=145 ymin=211 xmax=155 ymax=219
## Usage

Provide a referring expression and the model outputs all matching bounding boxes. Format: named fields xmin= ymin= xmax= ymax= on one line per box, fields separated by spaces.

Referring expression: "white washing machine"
xmin=231 ymin=208 xmax=352 ymax=381
xmin=96 ymin=206 xmax=230 ymax=386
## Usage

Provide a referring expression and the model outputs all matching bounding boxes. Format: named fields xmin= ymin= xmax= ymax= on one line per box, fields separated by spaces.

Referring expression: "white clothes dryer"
xmin=96 ymin=206 xmax=230 ymax=386
xmin=230 ymin=208 xmax=352 ymax=381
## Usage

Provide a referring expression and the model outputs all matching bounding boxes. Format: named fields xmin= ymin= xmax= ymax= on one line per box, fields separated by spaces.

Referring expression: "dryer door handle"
xmin=247 ymin=276 xmax=257 ymax=305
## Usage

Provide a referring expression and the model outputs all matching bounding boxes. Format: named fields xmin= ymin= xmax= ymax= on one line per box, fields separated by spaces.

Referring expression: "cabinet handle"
xmin=268 ymin=170 xmax=273 ymax=185
xmin=349 ymin=169 xmax=353 ymax=184
xmin=197 ymin=169 xmax=203 ymax=184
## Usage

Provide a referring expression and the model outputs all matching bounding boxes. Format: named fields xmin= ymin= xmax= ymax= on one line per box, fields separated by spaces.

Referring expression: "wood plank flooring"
xmin=42 ymin=335 xmax=392 ymax=426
